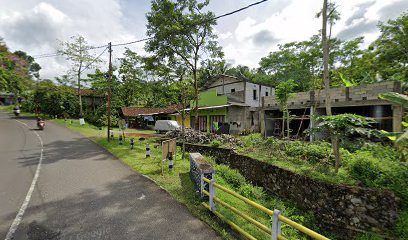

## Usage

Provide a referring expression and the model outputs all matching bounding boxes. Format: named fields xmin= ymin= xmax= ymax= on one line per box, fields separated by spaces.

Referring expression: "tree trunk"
xmin=286 ymin=109 xmax=290 ymax=139
xmin=193 ymin=69 xmax=199 ymax=131
xmin=322 ymin=0 xmax=332 ymax=116
xmin=282 ymin=111 xmax=285 ymax=138
xmin=78 ymin=40 xmax=83 ymax=118
xmin=181 ymin=84 xmax=186 ymax=160
xmin=78 ymin=67 xmax=83 ymax=118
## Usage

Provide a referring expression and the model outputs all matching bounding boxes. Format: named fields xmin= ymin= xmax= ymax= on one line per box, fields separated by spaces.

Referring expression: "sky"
xmin=0 ymin=0 xmax=407 ymax=80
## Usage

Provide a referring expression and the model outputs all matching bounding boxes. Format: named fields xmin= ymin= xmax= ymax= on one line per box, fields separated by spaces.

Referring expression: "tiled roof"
xmin=121 ymin=104 xmax=183 ymax=117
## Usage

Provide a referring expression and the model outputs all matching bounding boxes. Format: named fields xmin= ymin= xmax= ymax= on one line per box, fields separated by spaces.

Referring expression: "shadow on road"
xmin=18 ymin=138 xmax=105 ymax=167
xmin=3 ymin=174 xmax=215 ymax=240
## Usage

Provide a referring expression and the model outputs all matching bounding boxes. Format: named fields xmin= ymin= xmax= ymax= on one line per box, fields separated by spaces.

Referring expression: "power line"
xmin=80 ymin=46 xmax=109 ymax=74
xmin=33 ymin=53 xmax=63 ymax=59
xmin=215 ymin=0 xmax=269 ymax=19
xmin=31 ymin=0 xmax=269 ymax=57
xmin=111 ymin=37 xmax=154 ymax=47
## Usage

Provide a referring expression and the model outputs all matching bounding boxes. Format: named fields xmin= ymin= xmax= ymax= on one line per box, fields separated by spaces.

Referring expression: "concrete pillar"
xmin=392 ymin=104 xmax=403 ymax=133
xmin=260 ymin=109 xmax=265 ymax=136
xmin=309 ymin=106 xmax=315 ymax=142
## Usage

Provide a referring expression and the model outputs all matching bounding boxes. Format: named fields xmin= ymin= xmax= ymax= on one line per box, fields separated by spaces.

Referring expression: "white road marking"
xmin=5 ymin=120 xmax=44 ymax=240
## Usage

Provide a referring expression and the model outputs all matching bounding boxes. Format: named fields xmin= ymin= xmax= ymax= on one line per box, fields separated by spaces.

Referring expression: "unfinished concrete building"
xmin=260 ymin=81 xmax=403 ymax=138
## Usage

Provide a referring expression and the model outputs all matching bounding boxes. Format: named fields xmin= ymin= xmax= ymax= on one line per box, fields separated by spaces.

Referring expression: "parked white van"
xmin=154 ymin=120 xmax=180 ymax=133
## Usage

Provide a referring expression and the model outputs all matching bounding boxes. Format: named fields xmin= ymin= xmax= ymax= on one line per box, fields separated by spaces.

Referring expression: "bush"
xmin=396 ymin=210 xmax=408 ymax=239
xmin=346 ymin=149 xmax=408 ymax=206
xmin=216 ymin=165 xmax=246 ymax=189
xmin=238 ymin=184 xmax=265 ymax=200
xmin=210 ymin=139 xmax=221 ymax=148
xmin=242 ymin=133 xmax=265 ymax=147
xmin=286 ymin=141 xmax=332 ymax=164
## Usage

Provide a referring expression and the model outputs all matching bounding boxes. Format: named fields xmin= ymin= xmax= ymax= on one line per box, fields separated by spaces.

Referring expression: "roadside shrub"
xmin=238 ymin=184 xmax=265 ymax=200
xmin=216 ymin=165 xmax=246 ymax=188
xmin=242 ymin=133 xmax=265 ymax=147
xmin=286 ymin=141 xmax=332 ymax=163
xmin=210 ymin=139 xmax=221 ymax=148
xmin=346 ymin=149 xmax=408 ymax=206
xmin=396 ymin=210 xmax=408 ymax=238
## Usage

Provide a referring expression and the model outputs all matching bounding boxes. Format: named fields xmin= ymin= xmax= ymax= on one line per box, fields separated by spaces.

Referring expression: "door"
xmin=191 ymin=116 xmax=208 ymax=132
xmin=210 ymin=115 xmax=225 ymax=132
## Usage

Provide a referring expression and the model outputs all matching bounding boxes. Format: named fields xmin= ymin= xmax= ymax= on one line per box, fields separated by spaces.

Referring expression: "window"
xmin=265 ymin=92 xmax=269 ymax=96
xmin=253 ymin=89 xmax=257 ymax=100
xmin=231 ymin=88 xmax=235 ymax=93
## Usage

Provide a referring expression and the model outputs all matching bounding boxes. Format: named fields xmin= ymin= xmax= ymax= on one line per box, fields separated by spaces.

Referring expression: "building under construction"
xmin=260 ymin=81 xmax=404 ymax=138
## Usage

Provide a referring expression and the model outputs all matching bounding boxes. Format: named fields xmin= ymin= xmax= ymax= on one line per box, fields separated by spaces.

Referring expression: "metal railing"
xmin=201 ymin=176 xmax=330 ymax=240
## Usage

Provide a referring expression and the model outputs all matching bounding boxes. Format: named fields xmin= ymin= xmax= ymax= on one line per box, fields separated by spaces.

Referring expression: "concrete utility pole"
xmin=107 ymin=42 xmax=112 ymax=142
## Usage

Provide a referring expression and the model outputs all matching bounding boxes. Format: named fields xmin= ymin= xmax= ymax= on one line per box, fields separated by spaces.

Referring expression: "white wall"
xmin=207 ymin=82 xmax=244 ymax=95
xmin=205 ymin=75 xmax=273 ymax=107
xmin=245 ymin=82 xmax=272 ymax=107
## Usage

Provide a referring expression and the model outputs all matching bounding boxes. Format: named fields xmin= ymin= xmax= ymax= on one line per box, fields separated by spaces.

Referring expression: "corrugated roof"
xmin=121 ymin=104 xmax=183 ymax=117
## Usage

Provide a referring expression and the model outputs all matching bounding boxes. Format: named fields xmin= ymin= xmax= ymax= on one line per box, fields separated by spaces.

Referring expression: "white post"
xmin=209 ymin=178 xmax=216 ymax=211
xmin=200 ymin=173 xmax=204 ymax=198
xmin=271 ymin=209 xmax=281 ymax=240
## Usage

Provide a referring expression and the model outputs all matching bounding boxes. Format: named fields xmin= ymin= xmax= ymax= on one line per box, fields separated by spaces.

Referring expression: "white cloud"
xmin=0 ymin=0 xmax=406 ymax=79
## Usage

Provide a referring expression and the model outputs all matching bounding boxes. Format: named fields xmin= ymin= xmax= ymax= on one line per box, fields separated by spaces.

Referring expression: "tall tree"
xmin=13 ymin=50 xmax=41 ymax=80
xmin=321 ymin=0 xmax=331 ymax=116
xmin=59 ymin=35 xmax=102 ymax=117
xmin=275 ymin=80 xmax=298 ymax=138
xmin=0 ymin=38 xmax=32 ymax=97
xmin=372 ymin=13 xmax=408 ymax=82
xmin=145 ymin=0 xmax=223 ymax=129
xmin=118 ymin=49 xmax=146 ymax=107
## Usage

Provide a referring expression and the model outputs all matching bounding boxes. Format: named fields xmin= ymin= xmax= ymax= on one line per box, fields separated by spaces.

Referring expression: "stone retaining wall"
xmin=182 ymin=143 xmax=400 ymax=238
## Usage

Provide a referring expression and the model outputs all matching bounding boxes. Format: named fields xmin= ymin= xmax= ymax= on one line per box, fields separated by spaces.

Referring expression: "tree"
xmin=275 ymin=80 xmax=298 ymax=138
xmin=198 ymin=59 xmax=230 ymax=87
xmin=379 ymin=92 xmax=408 ymax=161
xmin=372 ymin=13 xmax=408 ymax=82
xmin=59 ymin=35 xmax=103 ymax=117
xmin=13 ymin=50 xmax=41 ymax=80
xmin=145 ymin=0 xmax=223 ymax=129
xmin=55 ymin=74 xmax=75 ymax=87
xmin=259 ymin=36 xmax=322 ymax=91
xmin=174 ymin=77 xmax=194 ymax=159
xmin=0 ymin=38 xmax=33 ymax=96
xmin=307 ymin=114 xmax=376 ymax=173
xmin=117 ymin=49 xmax=146 ymax=107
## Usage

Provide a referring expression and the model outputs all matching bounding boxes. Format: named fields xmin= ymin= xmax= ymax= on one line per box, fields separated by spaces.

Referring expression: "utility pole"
xmin=107 ymin=42 xmax=112 ymax=141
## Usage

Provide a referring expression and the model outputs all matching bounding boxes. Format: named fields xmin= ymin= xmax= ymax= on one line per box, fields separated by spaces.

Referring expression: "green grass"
xmin=0 ymin=105 xmax=14 ymax=112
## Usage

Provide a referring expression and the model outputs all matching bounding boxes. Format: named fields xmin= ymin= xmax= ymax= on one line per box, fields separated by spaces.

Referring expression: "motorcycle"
xmin=37 ymin=118 xmax=45 ymax=130
xmin=14 ymin=108 xmax=20 ymax=116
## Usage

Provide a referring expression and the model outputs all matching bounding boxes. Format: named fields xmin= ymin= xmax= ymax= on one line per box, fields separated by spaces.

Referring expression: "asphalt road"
xmin=0 ymin=112 xmax=220 ymax=240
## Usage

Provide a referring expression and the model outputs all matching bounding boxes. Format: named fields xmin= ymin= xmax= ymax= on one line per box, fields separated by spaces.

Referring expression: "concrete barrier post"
xmin=271 ymin=209 xmax=281 ymax=240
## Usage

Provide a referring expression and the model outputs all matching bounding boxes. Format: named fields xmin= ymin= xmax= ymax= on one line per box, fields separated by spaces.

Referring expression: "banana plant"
xmin=379 ymin=92 xmax=408 ymax=161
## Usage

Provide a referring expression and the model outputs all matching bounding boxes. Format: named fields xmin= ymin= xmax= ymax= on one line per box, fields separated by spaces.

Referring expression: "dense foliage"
xmin=0 ymin=39 xmax=35 ymax=95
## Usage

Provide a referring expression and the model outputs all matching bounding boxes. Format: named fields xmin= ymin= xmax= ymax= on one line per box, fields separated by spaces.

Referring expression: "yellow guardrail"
xmin=202 ymin=177 xmax=329 ymax=240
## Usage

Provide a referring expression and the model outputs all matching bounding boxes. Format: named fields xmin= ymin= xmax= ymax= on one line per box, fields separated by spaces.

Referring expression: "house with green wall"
xmin=190 ymin=74 xmax=274 ymax=134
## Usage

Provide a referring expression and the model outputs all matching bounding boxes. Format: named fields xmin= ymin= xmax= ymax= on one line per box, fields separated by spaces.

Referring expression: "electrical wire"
xmin=214 ymin=0 xmax=268 ymax=19
xmin=79 ymin=46 xmax=109 ymax=74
